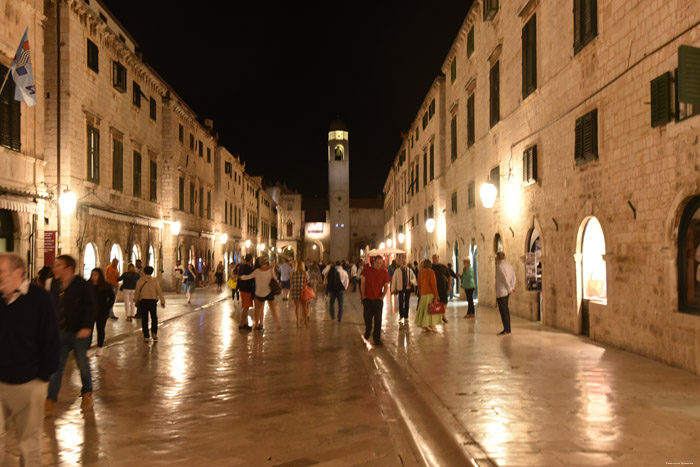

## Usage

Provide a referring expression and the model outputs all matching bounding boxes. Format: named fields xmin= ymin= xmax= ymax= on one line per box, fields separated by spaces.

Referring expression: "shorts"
xmin=255 ymin=293 xmax=275 ymax=302
xmin=240 ymin=291 xmax=253 ymax=309
xmin=281 ymin=280 xmax=291 ymax=290
xmin=183 ymin=281 xmax=196 ymax=293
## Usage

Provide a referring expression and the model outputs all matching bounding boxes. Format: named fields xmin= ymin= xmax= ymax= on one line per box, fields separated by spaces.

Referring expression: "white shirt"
xmin=495 ymin=260 xmax=516 ymax=298
xmin=391 ymin=266 xmax=416 ymax=293
xmin=335 ymin=266 xmax=349 ymax=290
xmin=279 ymin=263 xmax=293 ymax=281
xmin=350 ymin=264 xmax=358 ymax=277
xmin=240 ymin=268 xmax=275 ymax=297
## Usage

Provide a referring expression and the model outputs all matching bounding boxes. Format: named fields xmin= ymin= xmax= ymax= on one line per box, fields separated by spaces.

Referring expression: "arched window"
xmin=526 ymin=227 xmax=542 ymax=291
xmin=334 ymin=145 xmax=344 ymax=161
xmin=109 ymin=244 xmax=123 ymax=273
xmin=131 ymin=245 xmax=140 ymax=266
xmin=148 ymin=245 xmax=156 ymax=275
xmin=83 ymin=243 xmax=97 ymax=279
xmin=286 ymin=220 xmax=293 ymax=238
xmin=582 ymin=217 xmax=606 ymax=303
xmin=493 ymin=233 xmax=503 ymax=254
xmin=678 ymin=196 xmax=700 ymax=312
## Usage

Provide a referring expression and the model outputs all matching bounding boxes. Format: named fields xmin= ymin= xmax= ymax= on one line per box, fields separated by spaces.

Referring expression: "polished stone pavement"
xmin=4 ymin=287 xmax=700 ymax=466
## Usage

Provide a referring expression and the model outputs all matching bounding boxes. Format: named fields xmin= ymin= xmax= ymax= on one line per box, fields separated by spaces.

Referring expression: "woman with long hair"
xmin=215 ymin=261 xmax=225 ymax=292
xmin=239 ymin=256 xmax=281 ymax=330
xmin=119 ymin=263 xmax=140 ymax=321
xmin=414 ymin=259 xmax=442 ymax=332
xmin=90 ymin=268 xmax=115 ymax=355
xmin=183 ymin=262 xmax=196 ymax=304
xmin=289 ymin=260 xmax=309 ymax=327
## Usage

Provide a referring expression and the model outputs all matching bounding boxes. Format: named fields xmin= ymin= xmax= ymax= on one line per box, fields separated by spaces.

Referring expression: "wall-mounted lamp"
xmin=170 ymin=221 xmax=181 ymax=236
xmin=480 ymin=182 xmax=498 ymax=208
xmin=58 ymin=190 xmax=77 ymax=215
xmin=245 ymin=239 xmax=251 ymax=248
xmin=312 ymin=244 xmax=317 ymax=250
xmin=387 ymin=239 xmax=393 ymax=247
xmin=398 ymin=233 xmax=405 ymax=244
xmin=220 ymin=233 xmax=228 ymax=245
xmin=425 ymin=218 xmax=436 ymax=233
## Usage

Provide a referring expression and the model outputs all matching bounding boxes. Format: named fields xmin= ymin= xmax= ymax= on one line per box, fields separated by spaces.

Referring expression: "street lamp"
xmin=170 ymin=221 xmax=181 ymax=236
xmin=58 ymin=190 xmax=77 ymax=215
xmin=220 ymin=233 xmax=228 ymax=245
xmin=386 ymin=239 xmax=393 ymax=247
xmin=425 ymin=218 xmax=436 ymax=233
xmin=398 ymin=233 xmax=405 ymax=244
xmin=245 ymin=239 xmax=251 ymax=248
xmin=480 ymin=182 xmax=498 ymax=208
xmin=379 ymin=242 xmax=385 ymax=249
xmin=260 ymin=243 xmax=265 ymax=250
xmin=312 ymin=244 xmax=317 ymax=250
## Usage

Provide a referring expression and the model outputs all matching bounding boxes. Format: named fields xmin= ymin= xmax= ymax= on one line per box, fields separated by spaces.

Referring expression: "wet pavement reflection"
xmin=4 ymin=288 xmax=700 ymax=465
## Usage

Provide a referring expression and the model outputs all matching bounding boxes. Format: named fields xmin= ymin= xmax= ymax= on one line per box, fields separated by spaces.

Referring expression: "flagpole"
xmin=0 ymin=67 xmax=11 ymax=97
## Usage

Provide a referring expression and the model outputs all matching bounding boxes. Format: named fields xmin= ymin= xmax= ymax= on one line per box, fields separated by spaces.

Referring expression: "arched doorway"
xmin=0 ymin=210 xmax=14 ymax=252
xmin=470 ymin=239 xmax=479 ymax=303
xmin=577 ymin=217 xmax=607 ymax=336
xmin=677 ymin=195 xmax=700 ymax=312
xmin=452 ymin=239 xmax=460 ymax=299
xmin=148 ymin=245 xmax=156 ymax=276
xmin=526 ymin=226 xmax=543 ymax=321
xmin=493 ymin=233 xmax=503 ymax=255
xmin=109 ymin=244 xmax=123 ymax=273
xmin=130 ymin=244 xmax=141 ymax=266
xmin=83 ymin=243 xmax=98 ymax=279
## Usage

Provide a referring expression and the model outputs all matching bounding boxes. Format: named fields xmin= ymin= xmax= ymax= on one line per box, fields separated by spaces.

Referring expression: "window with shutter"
xmin=198 ymin=141 xmax=203 ymax=157
xmin=468 ymin=181 xmax=475 ymax=208
xmin=207 ymin=191 xmax=211 ymax=219
xmin=415 ymin=163 xmax=419 ymax=193
xmin=650 ymin=72 xmax=671 ymax=127
xmin=574 ymin=109 xmax=598 ymax=164
xmin=112 ymin=61 xmax=127 ymax=92
xmin=467 ymin=94 xmax=475 ymax=147
xmin=451 ymin=58 xmax=457 ymax=83
xmin=178 ymin=124 xmax=184 ymax=143
xmin=133 ymin=151 xmax=141 ymax=197
xmin=225 ymin=201 xmax=228 ymax=224
xmin=678 ymin=45 xmax=700 ymax=104
xmin=149 ymin=97 xmax=156 ymax=120
xmin=429 ymin=144 xmax=435 ymax=180
xmin=451 ymin=192 xmax=458 ymax=214
xmin=574 ymin=0 xmax=597 ymax=54
xmin=483 ymin=0 xmax=499 ymax=21
xmin=207 ymin=147 xmax=211 ymax=163
xmin=112 ymin=139 xmax=123 ymax=191
xmin=523 ymin=145 xmax=538 ymax=184
xmin=522 ymin=15 xmax=537 ymax=98
xmin=422 ymin=112 xmax=428 ymax=129
xmin=190 ymin=183 xmax=195 ymax=214
xmin=87 ymin=39 xmax=99 ymax=73
xmin=199 ymin=187 xmax=204 ymax=217
xmin=423 ymin=153 xmax=427 ymax=186
xmin=451 ymin=115 xmax=458 ymax=160
xmin=428 ymin=205 xmax=434 ymax=219
xmin=179 ymin=177 xmax=185 ymax=210
xmin=150 ymin=160 xmax=157 ymax=201
xmin=189 ymin=134 xmax=194 ymax=150
xmin=87 ymin=126 xmax=100 ymax=182
xmin=133 ymin=82 xmax=141 ymax=107
xmin=467 ymin=27 xmax=475 ymax=58
xmin=490 ymin=61 xmax=500 ymax=127
xmin=0 ymin=64 xmax=21 ymax=152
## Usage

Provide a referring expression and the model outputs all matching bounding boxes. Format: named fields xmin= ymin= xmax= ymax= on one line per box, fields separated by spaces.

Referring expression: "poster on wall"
xmin=44 ymin=231 xmax=56 ymax=266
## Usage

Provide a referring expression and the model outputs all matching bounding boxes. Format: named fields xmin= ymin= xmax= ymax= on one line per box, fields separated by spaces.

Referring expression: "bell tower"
xmin=328 ymin=119 xmax=350 ymax=260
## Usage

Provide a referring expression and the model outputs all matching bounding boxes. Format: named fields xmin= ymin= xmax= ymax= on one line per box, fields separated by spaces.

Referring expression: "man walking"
xmin=0 ymin=254 xmax=59 ymax=466
xmin=495 ymin=251 xmax=516 ymax=335
xmin=46 ymin=255 xmax=98 ymax=414
xmin=134 ymin=266 xmax=166 ymax=342
xmin=327 ymin=261 xmax=349 ymax=322
xmin=431 ymin=255 xmax=450 ymax=322
xmin=279 ymin=257 xmax=293 ymax=301
xmin=237 ymin=254 xmax=254 ymax=331
xmin=104 ymin=257 xmax=120 ymax=319
xmin=173 ymin=260 xmax=183 ymax=294
xmin=360 ymin=256 xmax=391 ymax=346
xmin=391 ymin=257 xmax=416 ymax=324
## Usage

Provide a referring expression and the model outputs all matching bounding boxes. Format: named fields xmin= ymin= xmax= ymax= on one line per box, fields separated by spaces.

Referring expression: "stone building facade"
xmin=266 ymin=185 xmax=303 ymax=259
xmin=0 ymin=0 xmax=46 ymax=278
xmin=383 ymin=0 xmax=700 ymax=374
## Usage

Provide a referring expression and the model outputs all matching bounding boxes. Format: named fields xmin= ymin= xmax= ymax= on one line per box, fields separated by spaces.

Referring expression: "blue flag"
xmin=10 ymin=28 xmax=36 ymax=107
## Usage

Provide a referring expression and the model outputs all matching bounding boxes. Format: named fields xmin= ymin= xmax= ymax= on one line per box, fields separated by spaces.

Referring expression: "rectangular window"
xmin=422 ymin=111 xmax=429 ymax=129
xmin=207 ymin=191 xmax=211 ymax=219
xmin=225 ymin=161 xmax=232 ymax=176
xmin=522 ymin=15 xmax=537 ymax=98
xmin=198 ymin=141 xmax=203 ymax=157
xmin=467 ymin=27 xmax=475 ymax=58
xmin=112 ymin=61 xmax=127 ymax=93
xmin=87 ymin=39 xmax=99 ymax=73
xmin=484 ymin=0 xmax=499 ymax=20
xmin=451 ymin=115 xmax=457 ymax=161
xmin=490 ymin=166 xmax=500 ymax=199
xmin=189 ymin=134 xmax=194 ymax=150
xmin=451 ymin=192 xmax=458 ymax=214
xmin=490 ymin=61 xmax=500 ymax=127
xmin=112 ymin=139 xmax=123 ymax=191
xmin=415 ymin=162 xmax=419 ymax=194
xmin=0 ymin=64 xmax=21 ymax=152
xmin=467 ymin=94 xmax=475 ymax=147
xmin=468 ymin=181 xmax=476 ymax=208
xmin=428 ymin=205 xmax=434 ymax=219
xmin=133 ymin=151 xmax=142 ymax=197
xmin=429 ymin=99 xmax=436 ymax=118
xmin=451 ymin=58 xmax=457 ymax=83
xmin=199 ymin=186 xmax=204 ymax=217
xmin=575 ymin=109 xmax=598 ymax=164
xmin=190 ymin=183 xmax=195 ymax=214
xmin=225 ymin=201 xmax=228 ymax=224
xmin=149 ymin=97 xmax=156 ymax=121
xmin=423 ymin=153 xmax=427 ymax=186
xmin=87 ymin=125 xmax=100 ymax=183
xmin=179 ymin=124 xmax=184 ymax=143
xmin=132 ymin=82 xmax=141 ymax=107
xmin=207 ymin=147 xmax=211 ymax=163
xmin=179 ymin=177 xmax=185 ymax=210
xmin=523 ymin=145 xmax=538 ymax=184
xmin=409 ymin=167 xmax=414 ymax=196
xmin=150 ymin=160 xmax=157 ymax=201
xmin=650 ymin=72 xmax=671 ymax=127
xmin=574 ymin=0 xmax=597 ymax=54
xmin=429 ymin=144 xmax=434 ymax=180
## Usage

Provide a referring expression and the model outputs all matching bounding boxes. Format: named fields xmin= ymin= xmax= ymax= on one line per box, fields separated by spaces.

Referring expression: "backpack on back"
xmin=328 ymin=267 xmax=344 ymax=292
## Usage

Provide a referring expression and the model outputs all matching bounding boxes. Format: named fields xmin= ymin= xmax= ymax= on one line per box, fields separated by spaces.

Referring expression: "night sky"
xmin=101 ymin=1 xmax=473 ymax=198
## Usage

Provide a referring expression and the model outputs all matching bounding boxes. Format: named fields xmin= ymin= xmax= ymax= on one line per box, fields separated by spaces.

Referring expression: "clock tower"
xmin=328 ymin=119 xmax=350 ymax=260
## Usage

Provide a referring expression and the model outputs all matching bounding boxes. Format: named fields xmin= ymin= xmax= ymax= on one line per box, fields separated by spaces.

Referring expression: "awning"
xmin=0 ymin=196 xmax=40 ymax=214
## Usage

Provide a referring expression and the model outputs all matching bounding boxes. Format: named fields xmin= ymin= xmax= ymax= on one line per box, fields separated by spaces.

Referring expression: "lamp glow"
xmin=58 ymin=190 xmax=77 ymax=215
xmin=480 ymin=182 xmax=498 ymax=208
xmin=220 ymin=233 xmax=228 ymax=245
xmin=245 ymin=240 xmax=251 ymax=248
xmin=425 ymin=218 xmax=436 ymax=233
xmin=260 ymin=243 xmax=265 ymax=250
xmin=379 ymin=242 xmax=385 ymax=249
xmin=398 ymin=233 xmax=405 ymax=244
xmin=312 ymin=244 xmax=317 ymax=250
xmin=386 ymin=239 xmax=393 ymax=247
xmin=170 ymin=221 xmax=181 ymax=236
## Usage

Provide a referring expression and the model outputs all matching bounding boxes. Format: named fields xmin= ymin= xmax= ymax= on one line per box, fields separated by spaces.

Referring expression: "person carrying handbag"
xmin=414 ymin=259 xmax=442 ymax=332
xmin=289 ymin=260 xmax=311 ymax=327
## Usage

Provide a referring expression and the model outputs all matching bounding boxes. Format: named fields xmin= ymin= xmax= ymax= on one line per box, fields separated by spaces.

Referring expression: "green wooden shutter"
xmin=678 ymin=45 xmax=700 ymax=104
xmin=573 ymin=0 xmax=582 ymax=51
xmin=650 ymin=72 xmax=672 ymax=127
xmin=0 ymin=64 xmax=21 ymax=152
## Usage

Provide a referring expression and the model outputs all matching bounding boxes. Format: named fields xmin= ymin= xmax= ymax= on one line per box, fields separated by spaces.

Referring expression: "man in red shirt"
xmin=360 ymin=256 xmax=391 ymax=345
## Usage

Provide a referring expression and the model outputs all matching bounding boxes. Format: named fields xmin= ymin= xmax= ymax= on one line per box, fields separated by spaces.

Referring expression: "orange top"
xmin=418 ymin=268 xmax=439 ymax=297
xmin=105 ymin=264 xmax=119 ymax=286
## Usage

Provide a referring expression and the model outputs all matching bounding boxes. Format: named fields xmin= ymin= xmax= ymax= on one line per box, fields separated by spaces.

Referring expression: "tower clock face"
xmin=332 ymin=191 xmax=348 ymax=206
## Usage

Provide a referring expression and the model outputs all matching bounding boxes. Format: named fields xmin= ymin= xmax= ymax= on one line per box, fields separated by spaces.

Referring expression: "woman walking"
xmin=290 ymin=260 xmax=309 ymax=327
xmin=183 ymin=262 xmax=196 ymax=304
xmin=240 ymin=256 xmax=281 ymax=330
xmin=229 ymin=263 xmax=240 ymax=301
xmin=460 ymin=257 xmax=476 ymax=318
xmin=119 ymin=264 xmax=140 ymax=321
xmin=414 ymin=259 xmax=442 ymax=332
xmin=215 ymin=261 xmax=225 ymax=292
xmin=90 ymin=268 xmax=115 ymax=356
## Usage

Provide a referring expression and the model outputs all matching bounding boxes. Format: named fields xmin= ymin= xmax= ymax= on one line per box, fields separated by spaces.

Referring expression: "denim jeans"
xmin=329 ymin=290 xmax=344 ymax=321
xmin=47 ymin=332 xmax=92 ymax=400
xmin=140 ymin=299 xmax=158 ymax=338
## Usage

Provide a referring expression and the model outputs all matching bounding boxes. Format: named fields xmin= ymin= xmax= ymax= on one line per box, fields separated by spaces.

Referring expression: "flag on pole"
xmin=10 ymin=27 xmax=36 ymax=106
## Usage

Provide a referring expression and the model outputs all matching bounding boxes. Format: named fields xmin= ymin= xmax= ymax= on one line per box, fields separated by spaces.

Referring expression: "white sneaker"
xmin=96 ymin=347 xmax=103 ymax=356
